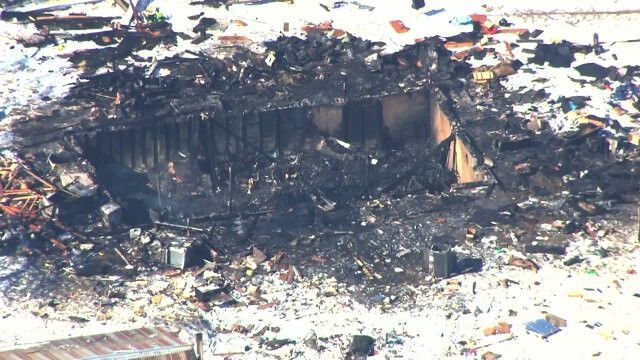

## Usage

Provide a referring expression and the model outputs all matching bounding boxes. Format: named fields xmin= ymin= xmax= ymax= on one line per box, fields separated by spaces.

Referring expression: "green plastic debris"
xmin=146 ymin=8 xmax=166 ymax=23
xmin=586 ymin=269 xmax=598 ymax=276
xmin=495 ymin=247 xmax=505 ymax=254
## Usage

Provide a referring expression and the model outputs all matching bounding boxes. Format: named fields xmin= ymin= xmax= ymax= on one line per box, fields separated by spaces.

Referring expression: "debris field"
xmin=1 ymin=1 xmax=640 ymax=359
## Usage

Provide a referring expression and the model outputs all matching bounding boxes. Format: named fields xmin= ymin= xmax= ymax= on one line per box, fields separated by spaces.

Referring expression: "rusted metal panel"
xmin=0 ymin=328 xmax=196 ymax=360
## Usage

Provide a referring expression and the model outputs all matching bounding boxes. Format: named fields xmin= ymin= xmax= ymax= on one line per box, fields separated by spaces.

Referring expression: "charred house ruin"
xmin=7 ymin=31 xmax=491 ymax=270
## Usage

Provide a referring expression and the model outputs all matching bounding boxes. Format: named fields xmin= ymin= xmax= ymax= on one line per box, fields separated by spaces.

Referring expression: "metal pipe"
xmin=153 ymin=221 xmax=207 ymax=233
xmin=195 ymin=333 xmax=203 ymax=360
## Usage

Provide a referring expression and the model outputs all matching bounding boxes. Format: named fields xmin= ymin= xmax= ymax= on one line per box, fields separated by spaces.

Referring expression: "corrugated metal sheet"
xmin=0 ymin=327 xmax=197 ymax=360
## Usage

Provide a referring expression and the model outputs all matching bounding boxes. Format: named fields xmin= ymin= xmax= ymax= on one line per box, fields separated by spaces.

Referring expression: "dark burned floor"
xmin=3 ymin=30 xmax=640 ymax=311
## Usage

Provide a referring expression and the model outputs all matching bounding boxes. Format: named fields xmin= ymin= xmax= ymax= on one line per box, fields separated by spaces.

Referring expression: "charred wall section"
xmin=430 ymin=94 xmax=484 ymax=183
xmin=77 ymin=91 xmax=435 ymax=177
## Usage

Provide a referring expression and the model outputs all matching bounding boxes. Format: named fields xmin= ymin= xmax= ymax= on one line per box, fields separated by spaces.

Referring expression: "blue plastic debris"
xmin=526 ymin=319 xmax=560 ymax=338
xmin=569 ymin=101 xmax=578 ymax=111
xmin=425 ymin=8 xmax=445 ymax=16
xmin=386 ymin=335 xmax=404 ymax=346
xmin=449 ymin=16 xmax=472 ymax=25
xmin=612 ymin=83 xmax=640 ymax=101
xmin=333 ymin=1 xmax=348 ymax=8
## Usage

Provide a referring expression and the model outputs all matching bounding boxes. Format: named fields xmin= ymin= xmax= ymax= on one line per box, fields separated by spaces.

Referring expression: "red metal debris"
xmin=469 ymin=14 xmax=488 ymax=23
xmin=302 ymin=21 xmax=333 ymax=33
xmin=444 ymin=42 xmax=475 ymax=50
xmin=483 ymin=322 xmax=512 ymax=336
xmin=390 ymin=20 xmax=410 ymax=33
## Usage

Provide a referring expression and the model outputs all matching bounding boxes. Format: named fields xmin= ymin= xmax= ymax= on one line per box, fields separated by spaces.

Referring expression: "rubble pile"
xmin=2 ymin=1 xmax=640 ymax=359
xmin=28 ymin=32 xmax=460 ymax=131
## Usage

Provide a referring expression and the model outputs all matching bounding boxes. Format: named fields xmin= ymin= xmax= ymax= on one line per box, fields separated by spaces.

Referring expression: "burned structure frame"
xmin=4 ymin=31 xmax=494 ymax=270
